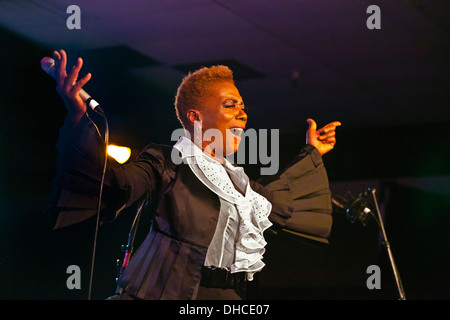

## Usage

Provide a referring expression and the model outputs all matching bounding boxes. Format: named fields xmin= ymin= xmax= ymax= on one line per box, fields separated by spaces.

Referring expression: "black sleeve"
xmin=45 ymin=112 xmax=165 ymax=229
xmin=250 ymin=145 xmax=333 ymax=242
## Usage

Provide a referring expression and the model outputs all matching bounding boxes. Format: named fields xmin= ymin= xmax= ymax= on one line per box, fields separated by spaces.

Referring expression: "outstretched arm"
xmin=250 ymin=119 xmax=341 ymax=242
xmin=46 ymin=50 xmax=164 ymax=229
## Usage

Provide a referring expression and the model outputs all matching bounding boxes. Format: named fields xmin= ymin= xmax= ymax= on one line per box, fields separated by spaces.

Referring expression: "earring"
xmin=194 ymin=120 xmax=203 ymax=148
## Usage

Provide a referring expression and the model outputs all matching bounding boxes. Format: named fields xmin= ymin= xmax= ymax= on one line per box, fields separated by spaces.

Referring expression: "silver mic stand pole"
xmin=371 ymin=188 xmax=406 ymax=300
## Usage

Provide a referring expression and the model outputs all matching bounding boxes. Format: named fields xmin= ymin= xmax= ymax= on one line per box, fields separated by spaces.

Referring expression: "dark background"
xmin=0 ymin=1 xmax=449 ymax=300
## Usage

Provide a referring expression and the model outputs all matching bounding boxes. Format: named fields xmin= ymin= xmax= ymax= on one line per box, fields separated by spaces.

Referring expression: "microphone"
xmin=40 ymin=57 xmax=102 ymax=113
xmin=334 ymin=188 xmax=406 ymax=299
xmin=332 ymin=188 xmax=374 ymax=226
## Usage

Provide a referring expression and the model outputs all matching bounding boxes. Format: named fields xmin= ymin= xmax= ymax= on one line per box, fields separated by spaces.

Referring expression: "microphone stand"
xmin=370 ymin=188 xmax=406 ymax=300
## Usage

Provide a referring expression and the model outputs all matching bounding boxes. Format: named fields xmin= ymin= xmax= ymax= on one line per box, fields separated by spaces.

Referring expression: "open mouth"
xmin=229 ymin=128 xmax=244 ymax=137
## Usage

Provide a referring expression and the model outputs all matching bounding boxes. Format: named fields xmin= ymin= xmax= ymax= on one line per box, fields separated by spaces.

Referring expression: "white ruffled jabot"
xmin=173 ymin=136 xmax=272 ymax=280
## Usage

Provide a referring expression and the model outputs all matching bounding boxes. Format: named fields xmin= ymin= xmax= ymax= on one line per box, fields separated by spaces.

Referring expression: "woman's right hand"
xmin=53 ymin=49 xmax=91 ymax=127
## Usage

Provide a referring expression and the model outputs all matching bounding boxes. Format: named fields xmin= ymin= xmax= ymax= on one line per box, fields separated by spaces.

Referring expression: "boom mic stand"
xmin=333 ymin=187 xmax=406 ymax=300
xmin=370 ymin=188 xmax=406 ymax=300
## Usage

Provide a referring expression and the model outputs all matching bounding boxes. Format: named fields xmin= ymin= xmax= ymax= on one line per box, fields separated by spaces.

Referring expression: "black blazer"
xmin=45 ymin=112 xmax=333 ymax=299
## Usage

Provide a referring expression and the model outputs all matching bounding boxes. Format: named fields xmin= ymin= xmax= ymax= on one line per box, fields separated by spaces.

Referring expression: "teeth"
xmin=230 ymin=128 xmax=243 ymax=136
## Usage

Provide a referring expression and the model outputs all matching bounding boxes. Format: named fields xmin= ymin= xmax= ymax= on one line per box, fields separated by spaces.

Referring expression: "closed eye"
xmin=223 ymin=103 xmax=247 ymax=112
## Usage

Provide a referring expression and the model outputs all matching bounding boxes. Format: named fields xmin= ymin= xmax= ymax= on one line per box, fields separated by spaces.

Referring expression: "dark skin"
xmin=185 ymin=81 xmax=248 ymax=160
xmin=53 ymin=50 xmax=91 ymax=128
xmin=53 ymin=49 xmax=341 ymax=159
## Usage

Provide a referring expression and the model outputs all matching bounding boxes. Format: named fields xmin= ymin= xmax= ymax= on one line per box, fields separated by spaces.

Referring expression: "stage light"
xmin=107 ymin=145 xmax=131 ymax=164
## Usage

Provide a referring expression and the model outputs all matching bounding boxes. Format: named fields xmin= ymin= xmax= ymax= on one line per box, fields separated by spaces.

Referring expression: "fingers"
xmin=318 ymin=131 xmax=336 ymax=145
xmin=54 ymin=50 xmax=69 ymax=90
xmin=328 ymin=121 xmax=342 ymax=127
xmin=318 ymin=121 xmax=341 ymax=134
xmin=319 ymin=136 xmax=336 ymax=147
xmin=52 ymin=50 xmax=91 ymax=113
xmin=53 ymin=51 xmax=63 ymax=87
xmin=66 ymin=57 xmax=83 ymax=88
xmin=53 ymin=51 xmax=90 ymax=93
xmin=53 ymin=50 xmax=60 ymax=62
xmin=70 ymin=58 xmax=91 ymax=95
xmin=305 ymin=119 xmax=341 ymax=155
xmin=73 ymin=72 xmax=92 ymax=92
xmin=60 ymin=49 xmax=67 ymax=74
xmin=318 ymin=130 xmax=336 ymax=139
xmin=55 ymin=50 xmax=67 ymax=76
xmin=317 ymin=121 xmax=341 ymax=147
xmin=307 ymin=119 xmax=341 ymax=134
xmin=320 ymin=122 xmax=341 ymax=133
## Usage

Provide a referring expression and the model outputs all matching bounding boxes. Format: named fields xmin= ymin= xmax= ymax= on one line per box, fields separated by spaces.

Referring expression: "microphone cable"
xmin=85 ymin=98 xmax=109 ymax=300
xmin=40 ymin=56 xmax=109 ymax=299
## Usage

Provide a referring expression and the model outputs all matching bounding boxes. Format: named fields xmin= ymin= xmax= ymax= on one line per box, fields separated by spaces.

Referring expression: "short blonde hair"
xmin=174 ymin=65 xmax=234 ymax=128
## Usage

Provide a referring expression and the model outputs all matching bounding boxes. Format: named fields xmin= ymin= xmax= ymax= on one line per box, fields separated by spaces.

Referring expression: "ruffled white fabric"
xmin=173 ymin=136 xmax=272 ymax=281
xmin=232 ymin=191 xmax=272 ymax=280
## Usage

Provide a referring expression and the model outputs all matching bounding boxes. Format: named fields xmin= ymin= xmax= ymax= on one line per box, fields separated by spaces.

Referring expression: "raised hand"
xmin=306 ymin=118 xmax=341 ymax=156
xmin=53 ymin=49 xmax=91 ymax=126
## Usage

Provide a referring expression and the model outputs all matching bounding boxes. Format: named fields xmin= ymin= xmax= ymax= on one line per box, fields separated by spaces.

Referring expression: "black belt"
xmin=200 ymin=266 xmax=246 ymax=290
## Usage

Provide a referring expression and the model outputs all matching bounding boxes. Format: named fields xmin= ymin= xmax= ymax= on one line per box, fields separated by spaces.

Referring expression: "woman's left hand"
xmin=306 ymin=118 xmax=341 ymax=156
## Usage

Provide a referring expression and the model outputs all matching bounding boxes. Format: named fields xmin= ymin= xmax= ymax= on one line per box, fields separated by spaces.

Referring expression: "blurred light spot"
xmin=107 ymin=145 xmax=131 ymax=164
